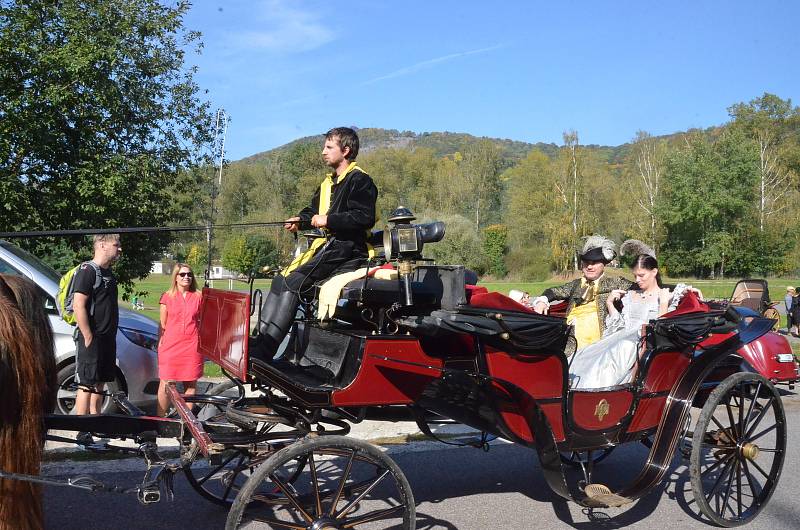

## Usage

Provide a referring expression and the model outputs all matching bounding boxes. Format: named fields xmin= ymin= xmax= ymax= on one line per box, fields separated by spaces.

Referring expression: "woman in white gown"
xmin=569 ymin=244 xmax=699 ymax=389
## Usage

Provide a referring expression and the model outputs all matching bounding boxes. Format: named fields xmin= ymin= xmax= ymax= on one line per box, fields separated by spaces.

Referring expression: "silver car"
xmin=0 ymin=239 xmax=159 ymax=414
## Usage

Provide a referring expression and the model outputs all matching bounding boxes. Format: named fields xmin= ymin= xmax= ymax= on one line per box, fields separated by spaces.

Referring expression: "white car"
xmin=0 ymin=239 xmax=160 ymax=414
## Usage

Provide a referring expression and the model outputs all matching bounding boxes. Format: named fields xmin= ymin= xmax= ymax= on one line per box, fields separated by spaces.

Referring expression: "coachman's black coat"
xmin=288 ymin=166 xmax=378 ymax=292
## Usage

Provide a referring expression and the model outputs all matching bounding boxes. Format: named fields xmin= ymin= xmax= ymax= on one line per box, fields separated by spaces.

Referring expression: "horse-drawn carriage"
xmin=32 ymin=219 xmax=788 ymax=528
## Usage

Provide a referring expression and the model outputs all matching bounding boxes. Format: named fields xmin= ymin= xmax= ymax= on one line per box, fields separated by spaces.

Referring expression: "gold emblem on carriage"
xmin=595 ymin=399 xmax=610 ymax=422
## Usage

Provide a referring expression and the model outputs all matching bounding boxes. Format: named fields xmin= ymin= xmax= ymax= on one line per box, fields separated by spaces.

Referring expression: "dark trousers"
xmin=255 ymin=239 xmax=368 ymax=357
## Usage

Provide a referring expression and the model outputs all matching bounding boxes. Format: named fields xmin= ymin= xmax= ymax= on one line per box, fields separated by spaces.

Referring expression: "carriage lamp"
xmin=383 ymin=206 xmax=446 ymax=305
xmin=383 ymin=207 xmax=445 ymax=261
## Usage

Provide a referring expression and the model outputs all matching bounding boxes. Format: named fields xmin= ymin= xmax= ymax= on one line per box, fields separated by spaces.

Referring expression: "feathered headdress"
xmin=620 ymin=239 xmax=656 ymax=258
xmin=580 ymin=235 xmax=616 ymax=263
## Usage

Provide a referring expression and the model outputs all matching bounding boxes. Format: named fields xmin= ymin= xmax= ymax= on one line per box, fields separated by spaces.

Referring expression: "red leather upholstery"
xmin=468 ymin=291 xmax=533 ymax=313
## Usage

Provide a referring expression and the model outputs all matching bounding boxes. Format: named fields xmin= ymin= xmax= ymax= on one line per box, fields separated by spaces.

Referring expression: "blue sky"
xmin=184 ymin=0 xmax=800 ymax=161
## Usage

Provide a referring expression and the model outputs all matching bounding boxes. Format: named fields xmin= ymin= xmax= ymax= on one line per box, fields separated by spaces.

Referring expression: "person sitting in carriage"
xmin=568 ymin=240 xmax=704 ymax=388
xmin=532 ymin=235 xmax=634 ymax=350
xmin=250 ymin=127 xmax=378 ymax=360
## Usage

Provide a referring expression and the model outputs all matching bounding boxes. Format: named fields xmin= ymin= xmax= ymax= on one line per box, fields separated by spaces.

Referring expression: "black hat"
xmin=579 ymin=235 xmax=616 ymax=264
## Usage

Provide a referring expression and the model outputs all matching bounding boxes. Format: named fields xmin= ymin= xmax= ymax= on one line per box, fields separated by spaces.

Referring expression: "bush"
xmin=424 ymin=214 xmax=488 ymax=274
xmin=505 ymin=247 xmax=551 ymax=281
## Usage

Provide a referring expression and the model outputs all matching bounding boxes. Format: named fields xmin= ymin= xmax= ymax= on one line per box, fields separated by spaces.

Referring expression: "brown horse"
xmin=0 ymin=274 xmax=57 ymax=530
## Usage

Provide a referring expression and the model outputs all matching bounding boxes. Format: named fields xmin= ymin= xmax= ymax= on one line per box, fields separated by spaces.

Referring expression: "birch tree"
xmin=560 ymin=131 xmax=580 ymax=270
xmin=626 ymin=131 xmax=664 ymax=248
xmin=728 ymin=93 xmax=797 ymax=232
xmin=459 ymin=140 xmax=502 ymax=231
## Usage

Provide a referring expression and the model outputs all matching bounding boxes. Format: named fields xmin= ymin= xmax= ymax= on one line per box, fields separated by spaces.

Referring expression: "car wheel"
xmin=55 ymin=363 xmax=120 ymax=415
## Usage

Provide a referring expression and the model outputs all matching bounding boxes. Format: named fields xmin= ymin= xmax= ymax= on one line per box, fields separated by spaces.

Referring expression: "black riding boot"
xmin=249 ymin=283 xmax=299 ymax=361
xmin=257 ymin=275 xmax=286 ymax=331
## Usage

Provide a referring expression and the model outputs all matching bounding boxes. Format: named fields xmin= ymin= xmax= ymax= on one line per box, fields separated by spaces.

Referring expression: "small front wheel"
xmin=690 ymin=372 xmax=786 ymax=526
xmin=226 ymin=435 xmax=415 ymax=529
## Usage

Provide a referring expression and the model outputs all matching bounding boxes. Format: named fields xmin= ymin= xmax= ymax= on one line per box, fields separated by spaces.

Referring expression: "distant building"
xmin=210 ymin=263 xmax=238 ymax=279
xmin=150 ymin=260 xmax=174 ymax=275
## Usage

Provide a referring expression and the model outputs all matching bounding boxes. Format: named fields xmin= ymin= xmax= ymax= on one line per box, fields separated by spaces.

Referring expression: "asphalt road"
xmin=42 ymin=389 xmax=799 ymax=530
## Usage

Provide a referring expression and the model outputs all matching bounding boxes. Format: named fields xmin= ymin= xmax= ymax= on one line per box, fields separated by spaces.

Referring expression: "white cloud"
xmin=226 ymin=1 xmax=335 ymax=54
xmin=362 ymin=44 xmax=504 ymax=85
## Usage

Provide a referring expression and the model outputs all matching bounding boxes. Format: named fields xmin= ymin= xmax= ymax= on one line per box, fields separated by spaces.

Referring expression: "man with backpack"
xmin=72 ymin=234 xmax=122 ymax=425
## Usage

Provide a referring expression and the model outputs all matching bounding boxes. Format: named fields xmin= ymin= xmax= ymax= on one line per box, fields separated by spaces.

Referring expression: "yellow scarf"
xmin=282 ymin=162 xmax=364 ymax=275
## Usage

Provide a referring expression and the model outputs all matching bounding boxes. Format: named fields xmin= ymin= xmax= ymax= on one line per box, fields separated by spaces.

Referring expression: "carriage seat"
xmin=339 ymin=264 xmax=468 ymax=310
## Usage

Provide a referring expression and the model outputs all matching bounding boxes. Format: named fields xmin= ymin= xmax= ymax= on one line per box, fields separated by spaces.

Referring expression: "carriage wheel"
xmin=226 ymin=435 xmax=415 ymax=530
xmin=689 ymin=372 xmax=786 ymax=527
xmin=185 ymin=443 xmax=267 ymax=506
xmin=762 ymin=307 xmax=781 ymax=331
xmin=182 ymin=388 xmax=304 ymax=507
xmin=181 ymin=387 xmax=261 ymax=506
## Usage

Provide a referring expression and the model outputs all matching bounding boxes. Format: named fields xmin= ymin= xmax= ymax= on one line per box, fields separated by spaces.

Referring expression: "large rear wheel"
xmin=226 ymin=435 xmax=415 ymax=529
xmin=689 ymin=372 xmax=786 ymax=526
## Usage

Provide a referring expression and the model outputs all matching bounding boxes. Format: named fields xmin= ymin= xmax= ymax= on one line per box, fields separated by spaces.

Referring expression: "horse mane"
xmin=2 ymin=275 xmax=57 ymax=413
xmin=0 ymin=274 xmax=54 ymax=530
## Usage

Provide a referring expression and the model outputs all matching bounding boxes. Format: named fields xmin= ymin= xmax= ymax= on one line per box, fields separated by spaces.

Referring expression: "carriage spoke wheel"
xmin=690 ymin=372 xmax=786 ymax=527
xmin=226 ymin=436 xmax=415 ymax=530
xmin=181 ymin=392 xmax=263 ymax=507
xmin=181 ymin=391 xmax=300 ymax=507
xmin=183 ymin=383 xmax=280 ymax=506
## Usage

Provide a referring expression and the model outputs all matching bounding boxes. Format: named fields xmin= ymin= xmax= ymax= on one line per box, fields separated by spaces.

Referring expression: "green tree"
xmin=623 ymin=131 xmax=666 ymax=249
xmin=482 ymin=224 xmax=507 ymax=278
xmin=459 ymin=140 xmax=503 ymax=230
xmin=0 ymin=0 xmax=212 ymax=288
xmin=728 ymin=93 xmax=799 ymax=232
xmin=424 ymin=214 xmax=487 ymax=274
xmin=222 ymin=235 xmax=253 ymax=275
xmin=185 ymin=243 xmax=207 ymax=277
xmin=277 ymin=142 xmax=327 ymax=214
xmin=657 ymin=130 xmax=785 ymax=277
xmin=246 ymin=233 xmax=278 ymax=276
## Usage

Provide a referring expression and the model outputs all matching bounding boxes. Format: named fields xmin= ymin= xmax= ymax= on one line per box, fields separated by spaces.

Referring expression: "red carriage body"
xmin=197 ymin=273 xmax=777 ymax=481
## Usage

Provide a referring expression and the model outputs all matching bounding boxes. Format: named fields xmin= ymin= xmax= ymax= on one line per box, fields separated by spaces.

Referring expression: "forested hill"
xmin=208 ymin=95 xmax=799 ymax=282
xmin=237 ymin=128 xmax=624 ymax=165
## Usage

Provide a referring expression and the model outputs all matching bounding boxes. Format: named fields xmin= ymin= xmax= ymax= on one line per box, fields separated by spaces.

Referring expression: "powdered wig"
xmin=0 ymin=274 xmax=52 ymax=529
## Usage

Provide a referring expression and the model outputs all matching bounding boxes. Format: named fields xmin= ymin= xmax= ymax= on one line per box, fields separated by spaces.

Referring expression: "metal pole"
xmin=206 ymin=108 xmax=229 ymax=285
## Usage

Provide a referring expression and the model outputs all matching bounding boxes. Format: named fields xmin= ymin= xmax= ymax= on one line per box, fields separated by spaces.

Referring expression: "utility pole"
xmin=206 ymin=108 xmax=229 ymax=285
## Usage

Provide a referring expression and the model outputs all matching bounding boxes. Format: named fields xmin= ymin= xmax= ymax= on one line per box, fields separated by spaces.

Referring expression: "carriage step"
xmin=583 ymin=483 xmax=632 ymax=508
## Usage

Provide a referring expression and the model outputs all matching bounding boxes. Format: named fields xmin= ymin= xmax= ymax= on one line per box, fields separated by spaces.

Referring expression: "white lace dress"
xmin=569 ymin=284 xmax=689 ymax=389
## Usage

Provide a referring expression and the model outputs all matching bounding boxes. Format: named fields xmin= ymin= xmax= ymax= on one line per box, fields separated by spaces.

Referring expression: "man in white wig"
xmin=532 ymin=235 xmax=634 ymax=350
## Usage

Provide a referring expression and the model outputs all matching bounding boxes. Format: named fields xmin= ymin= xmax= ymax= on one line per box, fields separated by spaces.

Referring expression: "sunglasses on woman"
xmin=178 ymin=272 xmax=193 ymax=278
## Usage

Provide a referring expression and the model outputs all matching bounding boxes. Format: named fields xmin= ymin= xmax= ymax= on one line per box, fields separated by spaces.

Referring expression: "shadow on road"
xmin=397 ymin=439 xmax=693 ymax=529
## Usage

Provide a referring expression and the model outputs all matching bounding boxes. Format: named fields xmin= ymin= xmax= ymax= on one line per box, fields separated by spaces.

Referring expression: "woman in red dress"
xmin=157 ymin=263 xmax=202 ymax=416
